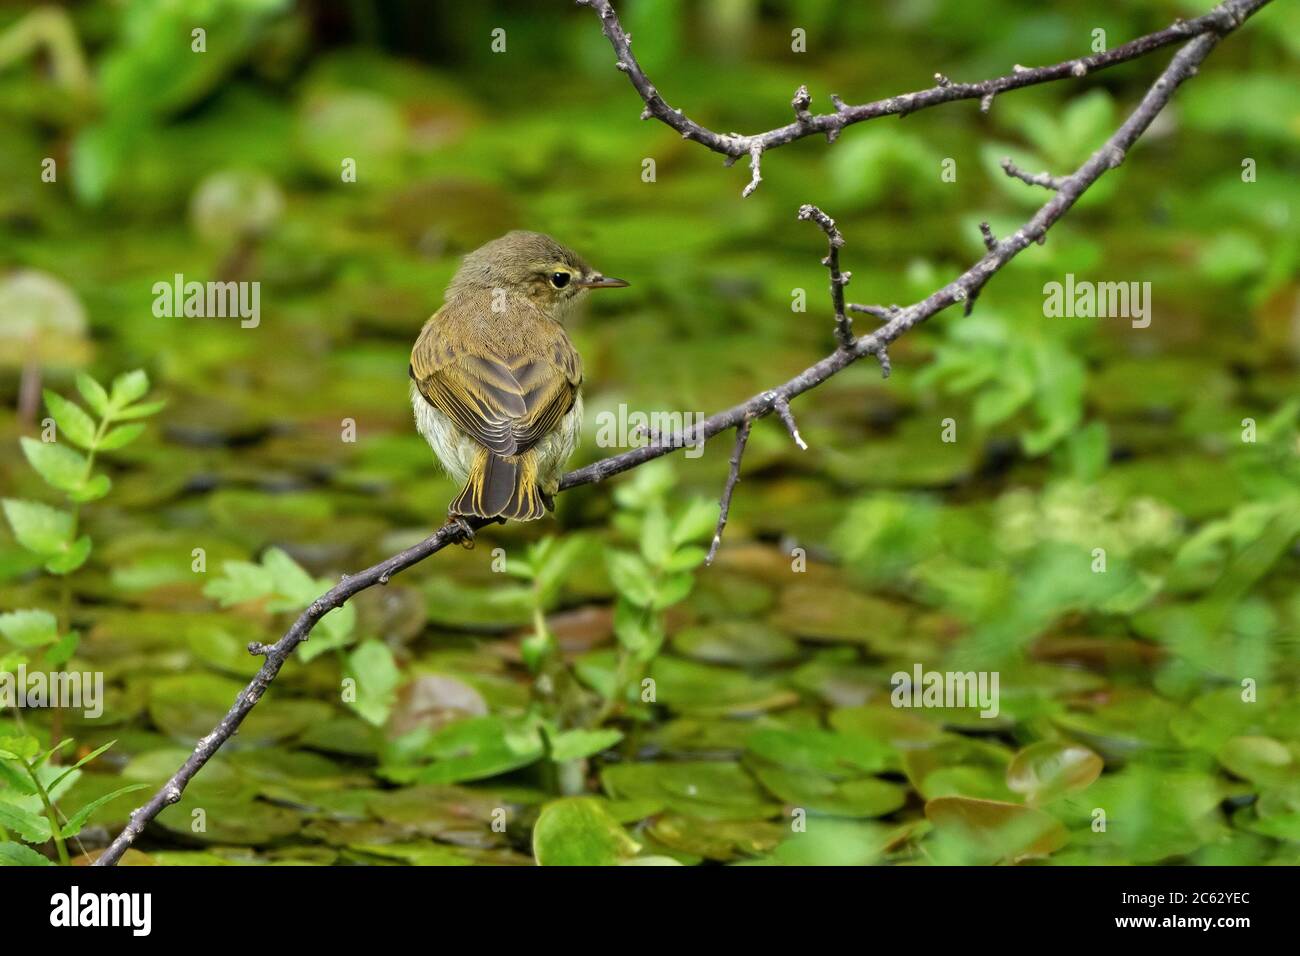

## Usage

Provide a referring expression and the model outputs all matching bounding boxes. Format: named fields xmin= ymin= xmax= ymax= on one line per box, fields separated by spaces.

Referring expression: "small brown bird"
xmin=410 ymin=231 xmax=627 ymax=522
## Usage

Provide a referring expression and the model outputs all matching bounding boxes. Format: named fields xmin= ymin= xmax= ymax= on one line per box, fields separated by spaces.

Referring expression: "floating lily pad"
xmin=763 ymin=819 xmax=910 ymax=866
xmin=647 ymin=813 xmax=783 ymax=861
xmin=422 ymin=576 xmax=534 ymax=630
xmin=830 ymin=704 xmax=944 ymax=750
xmin=297 ymin=715 xmax=383 ymax=758
xmin=670 ymin=619 xmax=799 ymax=665
xmin=155 ymin=795 xmax=303 ymax=846
xmin=1216 ymin=736 xmax=1297 ymax=787
xmin=926 ymin=796 xmax=1069 ymax=864
xmin=903 ymin=736 xmax=1015 ymax=801
xmin=575 ymin=650 xmax=798 ymax=717
xmin=387 ymin=673 xmax=489 ymax=736
xmin=745 ymin=727 xmax=893 ymax=777
xmin=366 ymin=784 xmax=513 ymax=847
xmin=378 ymin=715 xmax=543 ymax=785
xmin=769 ymin=585 xmax=912 ymax=646
xmin=749 ymin=761 xmax=907 ymax=819
xmin=1052 ymin=690 xmax=1181 ymax=759
xmin=601 ymin=761 xmax=779 ymax=822
xmin=147 ymin=673 xmax=334 ymax=747
xmin=532 ymin=797 xmax=640 ymax=866
xmin=350 ymin=842 xmax=532 ymax=867
xmin=1170 ymin=687 xmax=1300 ymax=754
xmin=787 ymin=653 xmax=885 ymax=708
xmin=1053 ymin=765 xmax=1228 ymax=863
xmin=1006 ymin=740 xmax=1104 ymax=806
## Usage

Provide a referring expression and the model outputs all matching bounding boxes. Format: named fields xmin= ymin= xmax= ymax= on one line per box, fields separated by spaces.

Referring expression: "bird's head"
xmin=448 ymin=230 xmax=628 ymax=319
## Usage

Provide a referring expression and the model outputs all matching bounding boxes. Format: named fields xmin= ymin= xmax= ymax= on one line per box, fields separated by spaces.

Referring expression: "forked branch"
xmin=576 ymin=0 xmax=1267 ymax=195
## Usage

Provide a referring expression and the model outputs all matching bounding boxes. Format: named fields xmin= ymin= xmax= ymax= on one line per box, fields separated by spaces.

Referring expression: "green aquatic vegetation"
xmin=592 ymin=461 xmax=716 ymax=722
xmin=0 ymin=0 xmax=1295 ymax=868
xmin=1 ymin=370 xmax=163 ymax=760
xmin=0 ymin=736 xmax=145 ymax=865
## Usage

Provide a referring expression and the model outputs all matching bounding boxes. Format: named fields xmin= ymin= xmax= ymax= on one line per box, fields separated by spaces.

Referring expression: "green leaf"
xmin=612 ymin=598 xmax=659 ymax=655
xmin=42 ymin=391 xmax=97 ymax=449
xmin=32 ymin=738 xmax=74 ymax=769
xmin=0 ymin=841 xmax=53 ymax=865
xmin=109 ymin=369 xmax=150 ymax=408
xmin=43 ymin=631 xmax=80 ymax=668
xmin=44 ymin=535 xmax=92 ymax=575
xmin=650 ymin=570 xmax=694 ymax=610
xmin=0 ymin=610 xmax=59 ymax=649
xmin=1006 ymin=741 xmax=1104 ymax=807
xmin=262 ymin=547 xmax=321 ymax=606
xmin=68 ymin=474 xmax=111 ymax=503
xmin=606 ymin=551 xmax=656 ymax=607
xmin=59 ymin=784 xmax=147 ymax=839
xmin=0 ymin=736 xmax=40 ymax=760
xmin=548 ymin=728 xmax=624 ymax=762
xmin=204 ymin=559 xmax=273 ymax=605
xmin=672 ymin=497 xmax=719 ymax=545
xmin=2 ymin=499 xmax=74 ymax=556
xmin=303 ymin=604 xmax=356 ymax=661
xmin=75 ymin=373 xmax=110 ymax=418
xmin=639 ymin=503 xmax=672 ymax=565
xmin=532 ymin=535 xmax=587 ymax=604
xmin=0 ymin=760 xmax=35 ymax=794
xmin=925 ymin=796 xmax=1068 ymax=864
xmin=344 ymin=640 xmax=400 ymax=727
xmin=97 ymin=423 xmax=146 ymax=451
xmin=19 ymin=438 xmax=88 ymax=495
xmin=664 ymin=546 xmax=707 ymax=572
xmin=532 ymin=797 xmax=641 ymax=866
xmin=47 ymin=739 xmax=118 ymax=794
xmin=380 ymin=715 xmax=543 ymax=785
xmin=114 ymin=400 xmax=167 ymax=421
xmin=0 ymin=798 xmax=52 ymax=844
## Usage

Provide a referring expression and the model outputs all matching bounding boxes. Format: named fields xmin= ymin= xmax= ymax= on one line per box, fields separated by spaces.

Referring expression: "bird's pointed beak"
xmin=576 ymin=273 xmax=629 ymax=289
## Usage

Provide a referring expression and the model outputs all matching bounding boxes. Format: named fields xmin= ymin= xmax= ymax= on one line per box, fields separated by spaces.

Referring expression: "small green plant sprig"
xmin=4 ymin=370 xmax=164 ymax=576
xmin=505 ymin=534 xmax=617 ymax=792
xmin=0 ymin=371 xmax=160 ymax=862
xmin=596 ymin=461 xmax=715 ymax=723
xmin=204 ymin=547 xmax=390 ymax=724
xmin=1 ymin=370 xmax=163 ymax=672
xmin=507 ymin=534 xmax=589 ymax=675
xmin=0 ymin=736 xmax=145 ymax=865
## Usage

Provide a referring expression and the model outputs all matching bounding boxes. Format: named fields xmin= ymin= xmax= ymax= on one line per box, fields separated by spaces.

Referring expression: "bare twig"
xmin=95 ymin=0 xmax=1273 ymax=865
xmin=796 ymin=204 xmax=854 ymax=348
xmin=1001 ymin=157 xmax=1067 ymax=190
xmin=576 ymin=0 xmax=1269 ymax=195
xmin=706 ymin=417 xmax=753 ymax=565
xmin=848 ymin=303 xmax=901 ymax=322
xmin=979 ymin=221 xmax=998 ymax=251
xmin=741 ymin=142 xmax=764 ymax=198
xmin=772 ymin=394 xmax=808 ymax=451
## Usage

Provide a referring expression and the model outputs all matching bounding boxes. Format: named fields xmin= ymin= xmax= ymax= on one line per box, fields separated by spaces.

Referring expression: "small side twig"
xmin=849 ymin=303 xmax=901 ymax=322
xmin=797 ymin=204 xmax=854 ymax=348
xmin=1000 ymin=157 xmax=1067 ymax=190
xmin=706 ymin=417 xmax=753 ymax=565
xmin=791 ymin=84 xmax=813 ymax=125
xmin=741 ymin=142 xmax=764 ymax=198
xmin=772 ymin=394 xmax=808 ymax=450
xmin=979 ymin=221 xmax=998 ymax=251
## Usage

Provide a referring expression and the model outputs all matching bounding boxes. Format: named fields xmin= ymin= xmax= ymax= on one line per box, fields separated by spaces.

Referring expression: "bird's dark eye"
xmin=550 ymin=272 xmax=571 ymax=288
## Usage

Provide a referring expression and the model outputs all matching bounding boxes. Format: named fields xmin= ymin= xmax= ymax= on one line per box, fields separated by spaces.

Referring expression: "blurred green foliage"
xmin=0 ymin=0 xmax=1297 ymax=865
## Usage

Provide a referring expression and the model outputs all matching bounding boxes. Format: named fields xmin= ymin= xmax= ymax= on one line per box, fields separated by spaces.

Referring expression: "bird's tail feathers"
xmin=450 ymin=449 xmax=546 ymax=522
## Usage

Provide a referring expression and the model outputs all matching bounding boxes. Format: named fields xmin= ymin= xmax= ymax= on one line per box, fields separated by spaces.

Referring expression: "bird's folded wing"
xmin=412 ymin=332 xmax=581 ymax=458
